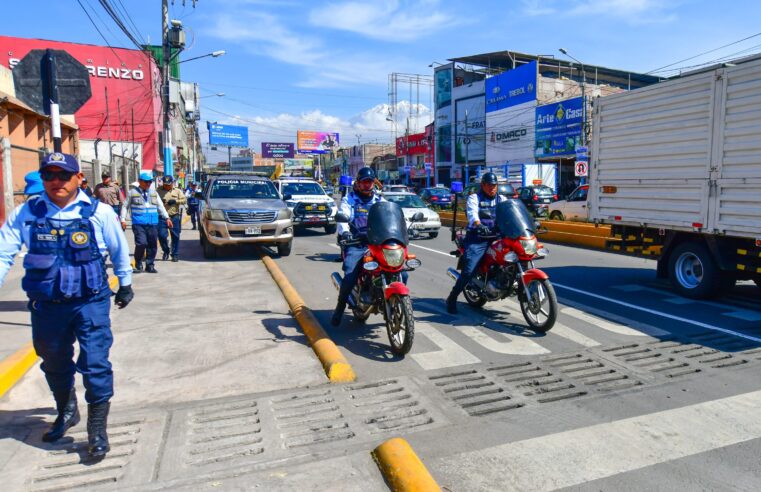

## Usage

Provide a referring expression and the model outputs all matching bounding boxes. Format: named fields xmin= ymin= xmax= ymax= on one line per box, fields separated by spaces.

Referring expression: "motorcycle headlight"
xmin=382 ymin=247 xmax=405 ymax=267
xmin=278 ymin=208 xmax=292 ymax=220
xmin=205 ymin=209 xmax=225 ymax=221
xmin=519 ymin=237 xmax=538 ymax=255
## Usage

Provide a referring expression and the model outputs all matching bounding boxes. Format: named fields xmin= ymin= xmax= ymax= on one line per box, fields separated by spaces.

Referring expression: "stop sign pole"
xmin=45 ymin=50 xmax=63 ymax=152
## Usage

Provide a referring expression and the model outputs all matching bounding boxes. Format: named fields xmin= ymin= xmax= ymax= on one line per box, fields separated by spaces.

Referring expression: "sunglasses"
xmin=40 ymin=170 xmax=76 ymax=182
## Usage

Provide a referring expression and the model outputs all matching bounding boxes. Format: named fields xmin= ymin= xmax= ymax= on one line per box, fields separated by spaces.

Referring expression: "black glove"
xmin=477 ymin=224 xmax=492 ymax=236
xmin=114 ymin=285 xmax=134 ymax=309
xmin=340 ymin=232 xmax=352 ymax=242
xmin=167 ymin=199 xmax=177 ymax=205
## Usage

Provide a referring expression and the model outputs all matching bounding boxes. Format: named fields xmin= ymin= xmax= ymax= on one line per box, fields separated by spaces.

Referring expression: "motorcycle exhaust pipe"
xmin=447 ymin=268 xmax=460 ymax=282
xmin=330 ymin=272 xmax=342 ymax=291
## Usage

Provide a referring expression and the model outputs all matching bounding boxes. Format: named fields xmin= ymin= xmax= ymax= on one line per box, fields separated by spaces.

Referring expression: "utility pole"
xmin=45 ymin=50 xmax=62 ymax=152
xmin=162 ymin=0 xmax=173 ymax=178
xmin=464 ymin=110 xmax=470 ymax=185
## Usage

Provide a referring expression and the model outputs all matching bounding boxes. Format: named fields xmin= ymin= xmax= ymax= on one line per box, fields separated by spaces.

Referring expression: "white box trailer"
xmin=589 ymin=55 xmax=761 ymax=298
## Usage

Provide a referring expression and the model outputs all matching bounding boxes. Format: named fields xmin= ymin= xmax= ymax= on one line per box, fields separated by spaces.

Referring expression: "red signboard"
xmin=396 ymin=132 xmax=428 ymax=156
xmin=0 ymin=36 xmax=162 ymax=170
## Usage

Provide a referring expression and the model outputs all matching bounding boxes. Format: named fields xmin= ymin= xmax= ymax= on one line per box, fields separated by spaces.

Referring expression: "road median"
xmin=260 ymin=254 xmax=356 ymax=383
xmin=372 ymin=437 xmax=441 ymax=491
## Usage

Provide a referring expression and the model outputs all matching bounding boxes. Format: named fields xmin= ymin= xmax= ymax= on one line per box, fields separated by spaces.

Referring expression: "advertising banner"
xmin=435 ymin=67 xmax=452 ymax=109
xmin=283 ymin=158 xmax=314 ymax=171
xmin=485 ymin=61 xmax=537 ymax=113
xmin=207 ymin=123 xmax=249 ymax=147
xmin=485 ymin=100 xmax=536 ymax=166
xmin=455 ymin=95 xmax=486 ymax=163
xmin=296 ymin=131 xmax=339 ymax=154
xmin=535 ymin=96 xmax=583 ymax=157
xmin=395 ymin=133 xmax=428 ymax=156
xmin=261 ymin=142 xmax=295 ymax=158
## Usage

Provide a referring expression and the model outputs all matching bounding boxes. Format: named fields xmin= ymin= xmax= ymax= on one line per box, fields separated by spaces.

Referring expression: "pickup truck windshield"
xmin=210 ymin=179 xmax=279 ymax=199
xmin=282 ymin=182 xmax=325 ymax=195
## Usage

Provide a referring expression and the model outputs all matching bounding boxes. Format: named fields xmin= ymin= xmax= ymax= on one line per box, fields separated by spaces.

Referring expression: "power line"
xmin=76 ymin=0 xmax=125 ymax=66
xmin=112 ymin=0 xmax=147 ymax=46
xmin=646 ymin=31 xmax=761 ymax=75
xmin=97 ymin=0 xmax=144 ymax=51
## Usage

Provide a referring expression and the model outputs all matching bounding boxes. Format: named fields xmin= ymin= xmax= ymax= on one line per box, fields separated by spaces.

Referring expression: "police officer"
xmin=184 ymin=181 xmax=200 ymax=230
xmin=446 ymin=172 xmax=509 ymax=314
xmin=0 ymin=152 xmax=134 ymax=458
xmin=331 ymin=167 xmax=384 ymax=326
xmin=120 ymin=171 xmax=171 ymax=273
xmin=157 ymin=176 xmax=186 ymax=262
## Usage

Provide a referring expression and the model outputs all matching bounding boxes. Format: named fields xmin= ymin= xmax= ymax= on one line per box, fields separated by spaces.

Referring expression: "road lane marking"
xmin=562 ymin=306 xmax=669 ymax=337
xmin=409 ymin=243 xmax=453 ymax=257
xmin=553 ymin=282 xmax=761 ymax=344
xmin=433 ymin=389 xmax=761 ymax=492
xmin=458 ymin=325 xmax=550 ymax=355
xmin=412 ymin=322 xmax=480 ymax=371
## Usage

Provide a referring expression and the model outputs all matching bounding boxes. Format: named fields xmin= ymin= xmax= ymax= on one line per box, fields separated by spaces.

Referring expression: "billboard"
xmin=0 ymin=35 xmax=162 ymax=170
xmin=485 ymin=100 xmax=536 ymax=166
xmin=485 ymin=61 xmax=537 ymax=113
xmin=283 ymin=158 xmax=314 ymax=171
xmin=296 ymin=131 xmax=339 ymax=154
xmin=396 ymin=133 xmax=429 ymax=156
xmin=455 ymin=94 xmax=485 ymax=163
xmin=230 ymin=155 xmax=253 ymax=172
xmin=435 ymin=67 xmax=452 ymax=109
xmin=535 ymin=97 xmax=584 ymax=157
xmin=208 ymin=123 xmax=249 ymax=147
xmin=261 ymin=142 xmax=295 ymax=158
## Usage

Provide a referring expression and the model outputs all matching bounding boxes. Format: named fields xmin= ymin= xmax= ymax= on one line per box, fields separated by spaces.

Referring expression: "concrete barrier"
xmin=0 ymin=342 xmax=38 ymax=398
xmin=372 ymin=437 xmax=441 ymax=492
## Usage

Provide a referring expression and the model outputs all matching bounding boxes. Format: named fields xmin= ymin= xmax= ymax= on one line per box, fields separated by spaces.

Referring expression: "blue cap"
xmin=24 ymin=171 xmax=44 ymax=195
xmin=40 ymin=152 xmax=79 ymax=173
xmin=139 ymin=171 xmax=154 ymax=181
xmin=162 ymin=175 xmax=174 ymax=184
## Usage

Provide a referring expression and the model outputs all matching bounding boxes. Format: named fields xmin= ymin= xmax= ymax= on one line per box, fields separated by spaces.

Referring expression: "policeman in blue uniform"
xmin=331 ymin=168 xmax=384 ymax=326
xmin=0 ymin=152 xmax=134 ymax=458
xmin=185 ymin=181 xmax=200 ymax=230
xmin=120 ymin=171 xmax=171 ymax=274
xmin=446 ymin=172 xmax=509 ymax=314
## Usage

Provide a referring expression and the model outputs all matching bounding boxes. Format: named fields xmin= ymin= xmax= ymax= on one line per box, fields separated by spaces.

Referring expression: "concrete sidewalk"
xmin=0 ymin=262 xmax=31 ymax=363
xmin=0 ymin=226 xmax=341 ymax=490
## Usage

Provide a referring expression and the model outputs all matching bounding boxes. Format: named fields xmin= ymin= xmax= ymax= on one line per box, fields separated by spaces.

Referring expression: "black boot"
xmin=162 ymin=251 xmax=169 ymax=261
xmin=145 ymin=264 xmax=158 ymax=273
xmin=42 ymin=388 xmax=80 ymax=442
xmin=87 ymin=402 xmax=110 ymax=458
xmin=331 ymin=300 xmax=346 ymax=326
xmin=132 ymin=263 xmax=143 ymax=274
xmin=446 ymin=292 xmax=459 ymax=314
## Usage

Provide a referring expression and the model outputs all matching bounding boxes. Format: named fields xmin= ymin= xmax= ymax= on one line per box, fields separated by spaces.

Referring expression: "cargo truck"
xmin=588 ymin=55 xmax=761 ymax=299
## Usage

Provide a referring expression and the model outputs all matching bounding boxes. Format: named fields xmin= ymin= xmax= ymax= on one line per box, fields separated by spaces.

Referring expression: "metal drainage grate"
xmin=184 ymin=399 xmax=264 ymax=466
xmin=542 ymin=353 xmax=642 ymax=392
xmin=429 ymin=369 xmax=522 ymax=416
xmin=29 ymin=419 xmax=143 ymax=492
xmin=685 ymin=331 xmax=761 ymax=361
xmin=344 ymin=379 xmax=436 ymax=433
xmin=271 ymin=389 xmax=354 ymax=449
xmin=490 ymin=361 xmax=589 ymax=404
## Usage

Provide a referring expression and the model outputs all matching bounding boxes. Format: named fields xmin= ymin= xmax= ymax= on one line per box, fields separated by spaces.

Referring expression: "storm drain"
xmin=28 ymin=419 xmax=144 ymax=492
xmin=542 ymin=353 xmax=642 ymax=392
xmin=344 ymin=379 xmax=435 ymax=433
xmin=271 ymin=389 xmax=354 ymax=448
xmin=491 ymin=361 xmax=588 ymax=404
xmin=429 ymin=369 xmax=522 ymax=416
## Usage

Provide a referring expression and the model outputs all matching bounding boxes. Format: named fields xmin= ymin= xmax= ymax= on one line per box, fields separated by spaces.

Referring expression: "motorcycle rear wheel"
xmin=519 ymin=278 xmax=557 ymax=332
xmin=351 ymin=285 xmax=370 ymax=324
xmin=386 ymin=295 xmax=415 ymax=355
xmin=463 ymin=284 xmax=487 ymax=308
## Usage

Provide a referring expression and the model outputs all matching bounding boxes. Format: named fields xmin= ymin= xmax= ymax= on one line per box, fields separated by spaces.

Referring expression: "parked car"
xmin=419 ymin=187 xmax=454 ymax=209
xmin=323 ymin=185 xmax=335 ymax=196
xmin=549 ymin=184 xmax=589 ymax=221
xmin=198 ymin=174 xmax=293 ymax=258
xmin=275 ymin=177 xmax=337 ymax=234
xmin=516 ymin=185 xmax=557 ymax=217
xmin=382 ymin=192 xmax=441 ymax=238
xmin=384 ymin=184 xmax=410 ymax=193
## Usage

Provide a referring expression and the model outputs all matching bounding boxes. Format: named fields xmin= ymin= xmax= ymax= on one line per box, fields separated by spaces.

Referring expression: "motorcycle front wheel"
xmin=385 ymin=295 xmax=415 ymax=355
xmin=519 ymin=278 xmax=558 ymax=332
xmin=351 ymin=284 xmax=370 ymax=323
xmin=463 ymin=282 xmax=487 ymax=308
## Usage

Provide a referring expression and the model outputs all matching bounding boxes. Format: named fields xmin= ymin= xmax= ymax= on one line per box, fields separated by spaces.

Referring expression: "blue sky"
xmin=4 ymin=0 xmax=761 ymax=161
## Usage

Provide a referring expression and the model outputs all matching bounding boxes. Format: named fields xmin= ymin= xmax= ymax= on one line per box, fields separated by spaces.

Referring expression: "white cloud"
xmin=521 ymin=0 xmax=678 ymax=24
xmin=308 ymin=0 xmax=461 ymax=42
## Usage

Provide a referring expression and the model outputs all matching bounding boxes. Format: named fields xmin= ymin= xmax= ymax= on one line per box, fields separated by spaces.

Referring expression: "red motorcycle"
xmin=447 ymin=199 xmax=558 ymax=332
xmin=331 ymin=202 xmax=423 ymax=355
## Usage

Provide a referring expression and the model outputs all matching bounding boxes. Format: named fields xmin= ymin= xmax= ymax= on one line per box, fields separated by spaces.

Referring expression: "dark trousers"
xmin=188 ymin=206 xmax=198 ymax=228
xmin=159 ymin=214 xmax=182 ymax=256
xmin=133 ymin=223 xmax=159 ymax=266
xmin=450 ymin=240 xmax=489 ymax=299
xmin=30 ymin=290 xmax=113 ymax=404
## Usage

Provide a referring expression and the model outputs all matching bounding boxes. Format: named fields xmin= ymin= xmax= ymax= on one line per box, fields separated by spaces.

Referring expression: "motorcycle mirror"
xmin=479 ymin=210 xmax=492 ymax=220
xmin=411 ymin=212 xmax=425 ymax=222
xmin=283 ymin=193 xmax=292 ymax=201
xmin=335 ymin=213 xmax=350 ymax=223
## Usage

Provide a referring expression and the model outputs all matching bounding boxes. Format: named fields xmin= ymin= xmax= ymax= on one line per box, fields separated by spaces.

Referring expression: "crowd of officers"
xmin=0 ymin=153 xmax=199 ymax=460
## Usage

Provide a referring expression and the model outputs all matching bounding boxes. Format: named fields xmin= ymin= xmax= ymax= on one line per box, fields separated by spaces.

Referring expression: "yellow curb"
xmin=182 ymin=214 xmax=190 ymax=225
xmin=109 ymin=275 xmax=119 ymax=290
xmin=0 ymin=342 xmax=38 ymax=398
xmin=372 ymin=437 xmax=441 ymax=492
xmin=260 ymin=255 xmax=356 ymax=383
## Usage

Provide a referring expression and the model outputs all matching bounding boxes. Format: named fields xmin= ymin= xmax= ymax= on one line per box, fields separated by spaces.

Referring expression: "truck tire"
xmin=325 ymin=223 xmax=337 ymax=234
xmin=549 ymin=211 xmax=564 ymax=221
xmin=277 ymin=240 xmax=293 ymax=257
xmin=201 ymin=233 xmax=217 ymax=259
xmin=668 ymin=242 xmax=722 ymax=299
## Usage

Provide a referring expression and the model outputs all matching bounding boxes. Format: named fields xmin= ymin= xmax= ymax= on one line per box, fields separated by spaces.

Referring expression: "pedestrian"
xmin=80 ymin=178 xmax=93 ymax=197
xmin=120 ymin=171 xmax=171 ymax=273
xmin=184 ymin=181 xmax=200 ymax=230
xmin=93 ymin=172 xmax=123 ymax=216
xmin=0 ymin=152 xmax=134 ymax=458
xmin=157 ymin=175 xmax=186 ymax=262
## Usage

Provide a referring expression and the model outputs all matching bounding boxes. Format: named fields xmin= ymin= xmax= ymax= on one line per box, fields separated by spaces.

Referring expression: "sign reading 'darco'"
xmin=261 ymin=142 xmax=295 ymax=158
xmin=535 ymin=96 xmax=584 ymax=158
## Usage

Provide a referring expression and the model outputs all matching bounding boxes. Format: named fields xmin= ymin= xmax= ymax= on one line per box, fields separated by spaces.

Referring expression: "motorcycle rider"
xmin=331 ymin=167 xmax=384 ymax=326
xmin=446 ymin=172 xmax=510 ymax=314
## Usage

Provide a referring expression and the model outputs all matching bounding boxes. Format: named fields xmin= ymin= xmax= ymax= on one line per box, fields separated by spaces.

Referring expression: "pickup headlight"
xmin=382 ymin=247 xmax=405 ymax=267
xmin=519 ymin=237 xmax=538 ymax=255
xmin=277 ymin=208 xmax=291 ymax=220
xmin=205 ymin=209 xmax=225 ymax=221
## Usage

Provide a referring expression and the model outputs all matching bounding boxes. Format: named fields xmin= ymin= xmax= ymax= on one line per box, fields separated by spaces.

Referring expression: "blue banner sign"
xmin=207 ymin=122 xmax=249 ymax=147
xmin=535 ymin=96 xmax=584 ymax=157
xmin=485 ymin=61 xmax=537 ymax=113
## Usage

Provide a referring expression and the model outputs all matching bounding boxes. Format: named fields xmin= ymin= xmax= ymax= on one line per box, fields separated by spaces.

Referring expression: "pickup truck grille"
xmin=225 ymin=210 xmax=277 ymax=224
xmin=294 ymin=202 xmax=330 ymax=216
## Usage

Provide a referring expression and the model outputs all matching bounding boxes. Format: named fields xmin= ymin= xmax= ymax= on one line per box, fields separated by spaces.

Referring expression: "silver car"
xmin=198 ymin=175 xmax=293 ymax=258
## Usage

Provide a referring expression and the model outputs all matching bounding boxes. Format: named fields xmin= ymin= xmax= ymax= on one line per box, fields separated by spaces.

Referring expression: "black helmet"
xmin=481 ymin=172 xmax=498 ymax=185
xmin=356 ymin=167 xmax=376 ymax=182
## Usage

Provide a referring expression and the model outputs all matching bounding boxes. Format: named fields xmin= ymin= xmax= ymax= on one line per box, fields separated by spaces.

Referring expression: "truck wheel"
xmin=668 ymin=242 xmax=722 ymax=299
xmin=429 ymin=231 xmax=438 ymax=239
xmin=549 ymin=211 xmax=564 ymax=221
xmin=201 ymin=233 xmax=217 ymax=259
xmin=325 ymin=223 xmax=337 ymax=234
xmin=277 ymin=240 xmax=292 ymax=257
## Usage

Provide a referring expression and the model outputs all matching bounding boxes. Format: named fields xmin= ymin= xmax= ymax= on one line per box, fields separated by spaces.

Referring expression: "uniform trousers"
xmin=133 ymin=223 xmax=158 ymax=266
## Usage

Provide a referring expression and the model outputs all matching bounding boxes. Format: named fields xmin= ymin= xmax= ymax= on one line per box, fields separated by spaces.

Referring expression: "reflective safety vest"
xmin=127 ymin=186 xmax=160 ymax=225
xmin=348 ymin=192 xmax=382 ymax=236
xmin=21 ymin=198 xmax=108 ymax=301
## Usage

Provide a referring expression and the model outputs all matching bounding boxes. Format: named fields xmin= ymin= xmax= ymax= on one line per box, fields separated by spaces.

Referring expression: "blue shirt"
xmin=0 ymin=190 xmax=132 ymax=288
xmin=337 ymin=191 xmax=384 ymax=236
